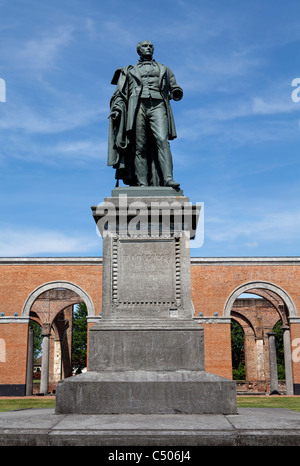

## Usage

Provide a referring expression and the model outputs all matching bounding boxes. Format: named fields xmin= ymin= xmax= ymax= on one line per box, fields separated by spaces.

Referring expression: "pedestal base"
xmin=55 ymin=320 xmax=237 ymax=415
xmin=55 ymin=370 xmax=237 ymax=415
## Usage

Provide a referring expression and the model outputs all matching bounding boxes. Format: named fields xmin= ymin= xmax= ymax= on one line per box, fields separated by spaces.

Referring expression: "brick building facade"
xmin=1 ymin=256 xmax=300 ymax=396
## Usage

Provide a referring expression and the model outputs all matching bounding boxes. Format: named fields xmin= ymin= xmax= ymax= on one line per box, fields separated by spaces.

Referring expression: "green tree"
xmin=72 ymin=303 xmax=87 ymax=373
xmin=231 ymin=320 xmax=245 ymax=380
xmin=273 ymin=320 xmax=285 ymax=380
xmin=29 ymin=320 xmax=42 ymax=362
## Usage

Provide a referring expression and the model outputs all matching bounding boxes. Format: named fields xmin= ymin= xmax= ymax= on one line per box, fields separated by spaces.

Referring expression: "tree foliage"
xmin=273 ymin=320 xmax=285 ymax=380
xmin=72 ymin=303 xmax=87 ymax=373
xmin=231 ymin=318 xmax=286 ymax=381
xmin=231 ymin=320 xmax=245 ymax=380
xmin=29 ymin=319 xmax=42 ymax=362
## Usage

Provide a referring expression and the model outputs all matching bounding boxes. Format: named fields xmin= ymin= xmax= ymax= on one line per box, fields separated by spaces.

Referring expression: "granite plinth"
xmin=56 ymin=317 xmax=237 ymax=415
xmin=88 ymin=320 xmax=205 ymax=372
xmin=55 ymin=370 xmax=237 ymax=415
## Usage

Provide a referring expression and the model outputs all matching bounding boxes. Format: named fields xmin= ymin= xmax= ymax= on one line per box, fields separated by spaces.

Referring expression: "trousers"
xmin=134 ymin=98 xmax=174 ymax=186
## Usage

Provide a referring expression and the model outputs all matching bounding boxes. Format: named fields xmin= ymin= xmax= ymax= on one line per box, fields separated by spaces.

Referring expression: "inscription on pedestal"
xmin=112 ymin=237 xmax=181 ymax=307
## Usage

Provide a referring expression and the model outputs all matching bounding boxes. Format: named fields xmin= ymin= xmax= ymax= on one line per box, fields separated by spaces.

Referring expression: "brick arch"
xmin=231 ymin=311 xmax=255 ymax=337
xmin=21 ymin=281 xmax=95 ymax=319
xmin=223 ymin=280 xmax=297 ymax=319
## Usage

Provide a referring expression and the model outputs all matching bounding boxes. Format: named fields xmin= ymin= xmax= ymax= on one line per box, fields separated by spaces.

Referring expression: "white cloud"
xmin=0 ymin=227 xmax=97 ymax=256
xmin=83 ymin=18 xmax=137 ymax=47
xmin=206 ymin=208 xmax=300 ymax=247
xmin=245 ymin=241 xmax=259 ymax=248
xmin=0 ymin=96 xmax=106 ymax=134
xmin=0 ymin=132 xmax=109 ymax=166
xmin=102 ymin=21 xmax=136 ymax=46
xmin=52 ymin=139 xmax=108 ymax=159
xmin=184 ymin=85 xmax=297 ymax=124
xmin=252 ymin=97 xmax=295 ymax=115
xmin=18 ymin=25 xmax=74 ymax=72
xmin=177 ymin=82 xmax=300 ymax=146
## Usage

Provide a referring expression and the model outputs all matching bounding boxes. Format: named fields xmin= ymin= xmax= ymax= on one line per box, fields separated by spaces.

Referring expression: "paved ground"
xmin=1 ymin=407 xmax=300 ymax=446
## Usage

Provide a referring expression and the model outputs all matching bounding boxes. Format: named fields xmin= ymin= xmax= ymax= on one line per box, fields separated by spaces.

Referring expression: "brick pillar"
xmin=282 ymin=325 xmax=294 ymax=395
xmin=244 ymin=333 xmax=257 ymax=380
xmin=53 ymin=338 xmax=62 ymax=383
xmin=267 ymin=332 xmax=279 ymax=394
xmin=256 ymin=337 xmax=266 ymax=380
xmin=40 ymin=323 xmax=51 ymax=395
xmin=25 ymin=327 xmax=34 ymax=396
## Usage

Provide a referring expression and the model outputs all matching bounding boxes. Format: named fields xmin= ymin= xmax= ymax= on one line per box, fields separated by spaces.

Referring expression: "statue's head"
xmin=137 ymin=40 xmax=154 ymax=59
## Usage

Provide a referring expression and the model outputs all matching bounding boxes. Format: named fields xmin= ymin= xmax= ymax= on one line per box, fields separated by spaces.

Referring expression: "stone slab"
xmin=1 ymin=407 xmax=300 ymax=446
xmin=111 ymin=186 xmax=184 ymax=197
xmin=88 ymin=323 xmax=205 ymax=372
xmin=55 ymin=370 xmax=237 ymax=415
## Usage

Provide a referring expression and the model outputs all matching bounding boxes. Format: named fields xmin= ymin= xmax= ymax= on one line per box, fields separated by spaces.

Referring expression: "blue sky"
xmin=1 ymin=0 xmax=300 ymax=258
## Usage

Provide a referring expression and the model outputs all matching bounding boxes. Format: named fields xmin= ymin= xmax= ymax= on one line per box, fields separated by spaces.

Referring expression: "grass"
xmin=0 ymin=396 xmax=300 ymax=412
xmin=0 ymin=398 xmax=56 ymax=412
xmin=237 ymin=396 xmax=300 ymax=412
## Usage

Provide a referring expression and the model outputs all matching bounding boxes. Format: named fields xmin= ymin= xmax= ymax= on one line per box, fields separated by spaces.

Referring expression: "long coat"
xmin=107 ymin=61 xmax=183 ymax=185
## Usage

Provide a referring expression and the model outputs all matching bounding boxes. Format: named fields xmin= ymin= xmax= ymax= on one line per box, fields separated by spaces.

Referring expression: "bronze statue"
xmin=108 ymin=40 xmax=183 ymax=188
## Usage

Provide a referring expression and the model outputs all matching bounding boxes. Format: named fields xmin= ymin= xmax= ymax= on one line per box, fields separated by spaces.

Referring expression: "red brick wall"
xmin=0 ymin=262 xmax=102 ymax=318
xmin=190 ymin=260 xmax=300 ymax=382
xmin=0 ymin=323 xmax=28 ymax=385
xmin=0 ymin=261 xmax=102 ymax=389
xmin=1 ymin=258 xmax=300 ymax=391
xmin=201 ymin=323 xmax=232 ymax=378
xmin=191 ymin=262 xmax=300 ymax=318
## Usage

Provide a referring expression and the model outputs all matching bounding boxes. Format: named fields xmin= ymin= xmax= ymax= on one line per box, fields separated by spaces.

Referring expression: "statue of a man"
xmin=108 ymin=40 xmax=183 ymax=188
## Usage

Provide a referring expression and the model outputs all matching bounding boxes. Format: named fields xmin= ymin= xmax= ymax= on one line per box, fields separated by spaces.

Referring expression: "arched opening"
xmin=22 ymin=281 xmax=95 ymax=319
xmin=29 ymin=319 xmax=43 ymax=392
xmin=272 ymin=319 xmax=285 ymax=381
xmin=24 ymin=282 xmax=94 ymax=395
xmin=71 ymin=303 xmax=88 ymax=375
xmin=231 ymin=319 xmax=245 ymax=381
xmin=225 ymin=281 xmax=294 ymax=395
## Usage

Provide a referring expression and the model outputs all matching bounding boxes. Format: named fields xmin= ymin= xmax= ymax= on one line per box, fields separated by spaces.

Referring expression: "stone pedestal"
xmin=55 ymin=188 xmax=237 ymax=414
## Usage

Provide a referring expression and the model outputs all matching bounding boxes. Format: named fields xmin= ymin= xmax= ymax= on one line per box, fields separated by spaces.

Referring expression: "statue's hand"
xmin=170 ymin=88 xmax=183 ymax=101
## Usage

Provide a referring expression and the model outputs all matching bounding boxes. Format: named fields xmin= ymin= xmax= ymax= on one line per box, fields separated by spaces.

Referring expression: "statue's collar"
xmin=138 ymin=58 xmax=156 ymax=65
